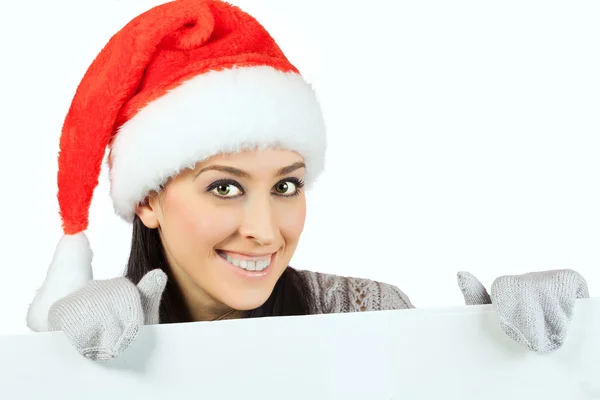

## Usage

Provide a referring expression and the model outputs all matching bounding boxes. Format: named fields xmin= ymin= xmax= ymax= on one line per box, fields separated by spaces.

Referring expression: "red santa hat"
xmin=26 ymin=0 xmax=326 ymax=332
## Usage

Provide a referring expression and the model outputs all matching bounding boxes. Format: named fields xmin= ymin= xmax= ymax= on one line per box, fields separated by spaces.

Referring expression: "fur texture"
xmin=27 ymin=232 xmax=94 ymax=332
xmin=57 ymin=0 xmax=314 ymax=234
xmin=110 ymin=66 xmax=326 ymax=221
xmin=33 ymin=0 xmax=326 ymax=328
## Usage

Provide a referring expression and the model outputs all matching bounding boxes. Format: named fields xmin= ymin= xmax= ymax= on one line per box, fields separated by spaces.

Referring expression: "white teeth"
xmin=222 ymin=252 xmax=271 ymax=272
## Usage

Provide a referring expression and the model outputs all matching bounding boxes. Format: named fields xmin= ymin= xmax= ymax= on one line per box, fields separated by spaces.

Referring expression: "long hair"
xmin=124 ymin=215 xmax=315 ymax=323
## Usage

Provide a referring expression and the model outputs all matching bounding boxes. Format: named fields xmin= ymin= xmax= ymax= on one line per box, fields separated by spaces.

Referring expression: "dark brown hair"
xmin=124 ymin=214 xmax=315 ymax=323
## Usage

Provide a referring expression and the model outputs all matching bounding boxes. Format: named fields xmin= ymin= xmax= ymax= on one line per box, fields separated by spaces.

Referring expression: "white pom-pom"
xmin=26 ymin=232 xmax=94 ymax=332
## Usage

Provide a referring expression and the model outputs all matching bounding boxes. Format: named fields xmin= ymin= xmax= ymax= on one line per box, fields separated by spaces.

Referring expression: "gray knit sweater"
xmin=298 ymin=270 xmax=415 ymax=313
xmin=42 ymin=268 xmax=416 ymax=363
xmin=44 ymin=268 xmax=583 ymax=362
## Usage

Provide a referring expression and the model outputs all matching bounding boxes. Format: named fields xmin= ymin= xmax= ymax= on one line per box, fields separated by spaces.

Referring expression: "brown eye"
xmin=212 ymin=184 xmax=241 ymax=197
xmin=274 ymin=181 xmax=297 ymax=195
xmin=216 ymin=184 xmax=230 ymax=195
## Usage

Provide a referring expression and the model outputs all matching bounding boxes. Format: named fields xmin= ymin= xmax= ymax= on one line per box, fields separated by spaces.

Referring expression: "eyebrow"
xmin=193 ymin=161 xmax=306 ymax=180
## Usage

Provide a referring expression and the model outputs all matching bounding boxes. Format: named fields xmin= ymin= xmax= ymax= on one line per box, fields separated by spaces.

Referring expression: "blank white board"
xmin=1 ymin=299 xmax=599 ymax=399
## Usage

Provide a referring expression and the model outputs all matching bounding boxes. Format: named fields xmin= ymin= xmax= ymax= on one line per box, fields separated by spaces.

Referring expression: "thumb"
xmin=457 ymin=271 xmax=492 ymax=305
xmin=137 ymin=269 xmax=168 ymax=325
xmin=567 ymin=269 xmax=590 ymax=299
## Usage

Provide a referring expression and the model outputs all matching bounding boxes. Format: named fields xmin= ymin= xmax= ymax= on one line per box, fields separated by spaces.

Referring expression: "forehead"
xmin=199 ymin=148 xmax=305 ymax=171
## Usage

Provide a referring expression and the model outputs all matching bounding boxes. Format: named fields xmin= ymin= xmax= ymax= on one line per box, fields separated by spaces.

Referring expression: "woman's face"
xmin=136 ymin=148 xmax=307 ymax=320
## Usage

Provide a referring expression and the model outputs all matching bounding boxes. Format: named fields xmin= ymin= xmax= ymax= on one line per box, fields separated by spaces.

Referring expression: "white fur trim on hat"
xmin=109 ymin=65 xmax=327 ymax=221
xmin=26 ymin=232 xmax=93 ymax=332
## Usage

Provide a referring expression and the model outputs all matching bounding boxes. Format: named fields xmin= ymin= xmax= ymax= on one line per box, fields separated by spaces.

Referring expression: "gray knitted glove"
xmin=47 ymin=269 xmax=167 ymax=361
xmin=457 ymin=269 xmax=589 ymax=353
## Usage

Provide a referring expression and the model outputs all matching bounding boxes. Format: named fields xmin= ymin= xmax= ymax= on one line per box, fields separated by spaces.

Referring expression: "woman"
xmin=26 ymin=0 xmax=589 ymax=361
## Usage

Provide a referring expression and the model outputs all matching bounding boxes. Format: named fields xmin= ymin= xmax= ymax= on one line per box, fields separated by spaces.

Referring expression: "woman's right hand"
xmin=47 ymin=269 xmax=167 ymax=361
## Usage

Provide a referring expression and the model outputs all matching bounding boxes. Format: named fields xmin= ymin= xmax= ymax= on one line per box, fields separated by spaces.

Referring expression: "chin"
xmin=209 ymin=249 xmax=289 ymax=311
xmin=223 ymin=293 xmax=271 ymax=311
xmin=221 ymin=284 xmax=278 ymax=311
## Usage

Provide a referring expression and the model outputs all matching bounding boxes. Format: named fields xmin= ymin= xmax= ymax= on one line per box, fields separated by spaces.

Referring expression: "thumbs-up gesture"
xmin=47 ymin=269 xmax=167 ymax=361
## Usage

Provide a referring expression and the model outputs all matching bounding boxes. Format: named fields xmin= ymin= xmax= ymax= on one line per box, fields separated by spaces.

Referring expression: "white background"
xmin=0 ymin=0 xmax=599 ymax=335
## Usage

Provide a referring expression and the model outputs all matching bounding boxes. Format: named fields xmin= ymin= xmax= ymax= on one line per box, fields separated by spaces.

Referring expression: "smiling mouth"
xmin=216 ymin=250 xmax=274 ymax=272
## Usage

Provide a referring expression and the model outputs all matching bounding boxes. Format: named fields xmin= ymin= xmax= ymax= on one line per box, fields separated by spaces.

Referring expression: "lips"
xmin=216 ymin=250 xmax=274 ymax=272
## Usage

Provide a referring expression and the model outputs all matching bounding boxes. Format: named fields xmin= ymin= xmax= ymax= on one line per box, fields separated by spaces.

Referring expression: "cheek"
xmin=276 ymin=199 xmax=306 ymax=244
xmin=160 ymin=191 xmax=240 ymax=258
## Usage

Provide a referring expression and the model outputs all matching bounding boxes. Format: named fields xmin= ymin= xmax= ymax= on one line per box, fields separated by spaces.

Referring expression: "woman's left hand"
xmin=456 ymin=269 xmax=589 ymax=353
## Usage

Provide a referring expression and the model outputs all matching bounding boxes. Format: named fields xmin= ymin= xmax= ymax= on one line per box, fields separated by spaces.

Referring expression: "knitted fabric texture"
xmin=48 ymin=270 xmax=167 ymax=361
xmin=299 ymin=270 xmax=414 ymax=313
xmin=47 ymin=270 xmax=412 ymax=361
xmin=457 ymin=269 xmax=589 ymax=353
xmin=26 ymin=0 xmax=326 ymax=334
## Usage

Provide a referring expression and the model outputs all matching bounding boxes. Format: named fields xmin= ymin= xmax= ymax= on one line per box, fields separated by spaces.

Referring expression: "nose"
xmin=239 ymin=195 xmax=277 ymax=246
